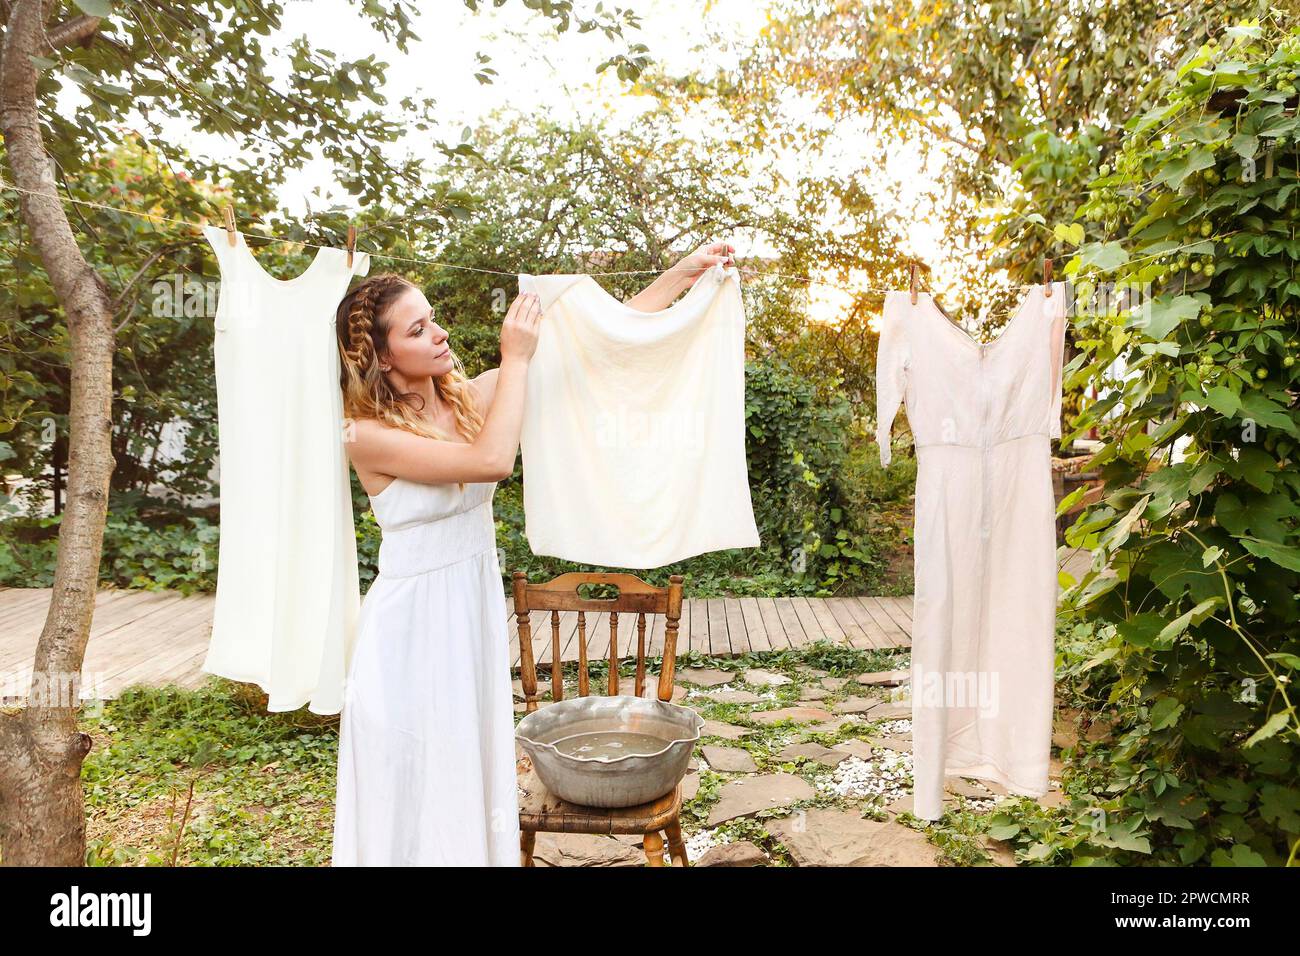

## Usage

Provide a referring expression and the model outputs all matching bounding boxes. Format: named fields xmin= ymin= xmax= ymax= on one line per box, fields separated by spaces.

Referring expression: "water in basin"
xmin=551 ymin=730 xmax=669 ymax=760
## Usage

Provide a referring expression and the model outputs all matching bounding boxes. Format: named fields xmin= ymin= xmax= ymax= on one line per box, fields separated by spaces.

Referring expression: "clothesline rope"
xmin=0 ymin=177 xmax=1235 ymax=299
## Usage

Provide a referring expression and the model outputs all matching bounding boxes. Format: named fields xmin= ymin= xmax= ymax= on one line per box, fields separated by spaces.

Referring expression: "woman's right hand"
xmin=500 ymin=291 xmax=543 ymax=364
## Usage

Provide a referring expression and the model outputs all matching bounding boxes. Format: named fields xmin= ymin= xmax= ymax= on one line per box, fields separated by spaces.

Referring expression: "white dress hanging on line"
xmin=517 ymin=262 xmax=760 ymax=569
xmin=331 ymin=476 xmax=520 ymax=866
xmin=201 ymin=225 xmax=370 ymax=715
xmin=875 ymin=282 xmax=1067 ymax=820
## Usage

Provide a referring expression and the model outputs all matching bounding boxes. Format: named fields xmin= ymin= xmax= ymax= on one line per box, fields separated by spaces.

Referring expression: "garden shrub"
xmin=1020 ymin=22 xmax=1300 ymax=866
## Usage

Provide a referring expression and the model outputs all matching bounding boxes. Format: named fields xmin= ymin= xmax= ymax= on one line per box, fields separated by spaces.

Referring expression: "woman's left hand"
xmin=670 ymin=241 xmax=735 ymax=286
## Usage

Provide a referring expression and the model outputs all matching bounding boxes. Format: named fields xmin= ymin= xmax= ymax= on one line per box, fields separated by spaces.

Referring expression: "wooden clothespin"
xmin=909 ymin=262 xmax=919 ymax=305
xmin=346 ymin=225 xmax=357 ymax=269
xmin=1043 ymin=257 xmax=1053 ymax=297
xmin=222 ymin=205 xmax=237 ymax=247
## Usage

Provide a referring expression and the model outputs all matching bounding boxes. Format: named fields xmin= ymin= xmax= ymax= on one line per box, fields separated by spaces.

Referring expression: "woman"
xmin=330 ymin=242 xmax=735 ymax=866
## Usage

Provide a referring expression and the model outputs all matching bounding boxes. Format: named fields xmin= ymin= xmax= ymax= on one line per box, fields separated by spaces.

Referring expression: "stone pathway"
xmin=520 ymin=649 xmax=1081 ymax=867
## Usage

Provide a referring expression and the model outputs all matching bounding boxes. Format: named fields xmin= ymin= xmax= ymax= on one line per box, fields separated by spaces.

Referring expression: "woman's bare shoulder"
xmin=344 ymin=416 xmax=410 ymax=467
xmin=345 ymin=415 xmax=391 ymax=445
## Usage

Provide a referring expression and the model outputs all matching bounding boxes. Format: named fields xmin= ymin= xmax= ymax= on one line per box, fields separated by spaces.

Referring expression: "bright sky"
xmin=258 ymin=0 xmax=954 ymax=308
xmin=69 ymin=0 xmax=960 ymax=322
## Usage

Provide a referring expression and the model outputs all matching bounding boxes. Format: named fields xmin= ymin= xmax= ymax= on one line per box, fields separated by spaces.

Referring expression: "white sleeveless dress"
xmin=875 ymin=283 xmax=1068 ymax=821
xmin=331 ymin=476 xmax=521 ymax=866
xmin=200 ymin=225 xmax=370 ymax=715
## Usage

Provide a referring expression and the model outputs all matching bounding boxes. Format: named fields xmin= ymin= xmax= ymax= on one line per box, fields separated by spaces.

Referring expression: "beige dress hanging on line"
xmin=875 ymin=282 xmax=1067 ymax=820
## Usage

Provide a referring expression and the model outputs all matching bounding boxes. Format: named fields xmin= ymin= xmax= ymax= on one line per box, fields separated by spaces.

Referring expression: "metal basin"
xmin=516 ymin=695 xmax=704 ymax=808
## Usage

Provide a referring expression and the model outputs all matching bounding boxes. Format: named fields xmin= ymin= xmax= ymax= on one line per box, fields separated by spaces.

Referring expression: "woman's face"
xmin=380 ymin=285 xmax=455 ymax=380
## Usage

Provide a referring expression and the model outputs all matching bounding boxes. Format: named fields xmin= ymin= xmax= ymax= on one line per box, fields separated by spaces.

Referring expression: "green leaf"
xmin=1243 ymin=711 xmax=1291 ymax=748
xmin=1053 ymin=222 xmax=1086 ymax=245
xmin=1076 ymin=241 xmax=1129 ymax=273
xmin=1238 ymin=392 xmax=1299 ymax=435
xmin=1210 ymin=844 xmax=1267 ymax=866
xmin=1056 ymin=486 xmax=1086 ymax=517
xmin=1229 ymin=132 xmax=1258 ymax=159
xmin=1136 ymin=294 xmax=1203 ymax=340
xmin=1149 ymin=696 xmax=1184 ymax=731
xmin=73 ymin=0 xmax=114 ymax=15
xmin=1095 ymin=824 xmax=1152 ymax=854
xmin=1235 ymin=447 xmax=1276 ymax=492
xmin=1258 ymin=784 xmax=1300 ymax=830
xmin=1239 ymin=537 xmax=1300 ymax=572
xmin=1156 ymin=598 xmax=1219 ymax=645
xmin=1154 ymin=147 xmax=1214 ymax=189
xmin=1117 ymin=613 xmax=1167 ymax=649
xmin=1203 ymin=385 xmax=1240 ymax=418
xmin=1080 ymin=647 xmax=1119 ymax=671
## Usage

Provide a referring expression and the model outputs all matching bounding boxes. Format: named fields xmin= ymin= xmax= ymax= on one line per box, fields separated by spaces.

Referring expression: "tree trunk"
xmin=0 ymin=0 xmax=110 ymax=866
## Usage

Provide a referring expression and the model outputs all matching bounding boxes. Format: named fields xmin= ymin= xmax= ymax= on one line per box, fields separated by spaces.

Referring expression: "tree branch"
xmin=46 ymin=14 xmax=101 ymax=50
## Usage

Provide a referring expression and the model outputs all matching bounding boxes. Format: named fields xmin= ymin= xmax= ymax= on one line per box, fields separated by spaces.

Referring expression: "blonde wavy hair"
xmin=335 ymin=273 xmax=485 ymax=487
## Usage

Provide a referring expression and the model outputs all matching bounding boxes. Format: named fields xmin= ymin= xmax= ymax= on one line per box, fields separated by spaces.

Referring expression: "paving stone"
xmin=809 ymin=715 xmax=864 ymax=734
xmin=945 ymin=777 xmax=996 ymax=799
xmin=831 ymin=738 xmax=876 ymax=760
xmin=696 ymin=840 xmax=767 ymax=867
xmin=869 ymin=700 xmax=913 ymax=719
xmin=778 ymin=742 xmax=850 ymax=767
xmin=701 ymin=719 xmax=748 ymax=740
xmin=680 ymin=772 xmax=700 ymax=802
xmin=1036 ymin=789 xmax=1068 ymax=809
xmin=820 ymin=677 xmax=850 ymax=691
xmin=980 ymin=836 xmax=1017 ymax=867
xmin=678 ymin=667 xmax=734 ymax=688
xmin=767 ymin=808 xmax=940 ymax=866
xmin=704 ymin=689 xmax=764 ymax=705
xmin=706 ymin=773 xmax=815 ymax=826
xmin=743 ymin=668 xmax=792 ymax=687
xmin=833 ymin=696 xmax=879 ymax=715
xmin=798 ymin=685 xmax=831 ymax=701
xmin=855 ymin=670 xmax=910 ymax=687
xmin=885 ymin=793 xmax=956 ymax=817
xmin=701 ymin=745 xmax=758 ymax=773
xmin=867 ymin=735 xmax=913 ymax=754
xmin=969 ymin=777 xmax=1008 ymax=797
xmin=749 ymin=706 xmax=832 ymax=726
xmin=532 ymin=832 xmax=645 ymax=867
xmin=798 ymin=666 xmax=829 ymax=679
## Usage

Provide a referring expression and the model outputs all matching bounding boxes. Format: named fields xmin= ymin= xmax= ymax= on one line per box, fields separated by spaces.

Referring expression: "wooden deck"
xmin=0 ymin=588 xmax=912 ymax=704
xmin=0 ymin=549 xmax=1095 ymax=705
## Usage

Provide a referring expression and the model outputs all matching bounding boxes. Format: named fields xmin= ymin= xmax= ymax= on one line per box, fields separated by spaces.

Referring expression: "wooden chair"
xmin=512 ymin=570 xmax=688 ymax=867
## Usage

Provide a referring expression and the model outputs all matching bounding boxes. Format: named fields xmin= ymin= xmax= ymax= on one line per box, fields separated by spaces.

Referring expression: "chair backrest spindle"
xmin=608 ymin=611 xmax=619 ymax=695
xmin=550 ymin=610 xmax=562 ymax=702
xmin=512 ymin=571 xmax=684 ymax=713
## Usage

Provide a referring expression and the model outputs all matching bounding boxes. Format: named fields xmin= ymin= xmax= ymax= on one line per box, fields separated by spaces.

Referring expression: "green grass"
xmin=78 ymin=643 xmax=1066 ymax=866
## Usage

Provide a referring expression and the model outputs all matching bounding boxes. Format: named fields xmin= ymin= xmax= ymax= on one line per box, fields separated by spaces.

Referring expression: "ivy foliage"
xmin=1043 ymin=22 xmax=1300 ymax=866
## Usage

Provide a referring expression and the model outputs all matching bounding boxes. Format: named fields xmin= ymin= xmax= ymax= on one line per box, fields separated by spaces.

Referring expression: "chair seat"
xmin=516 ymin=759 xmax=682 ymax=835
